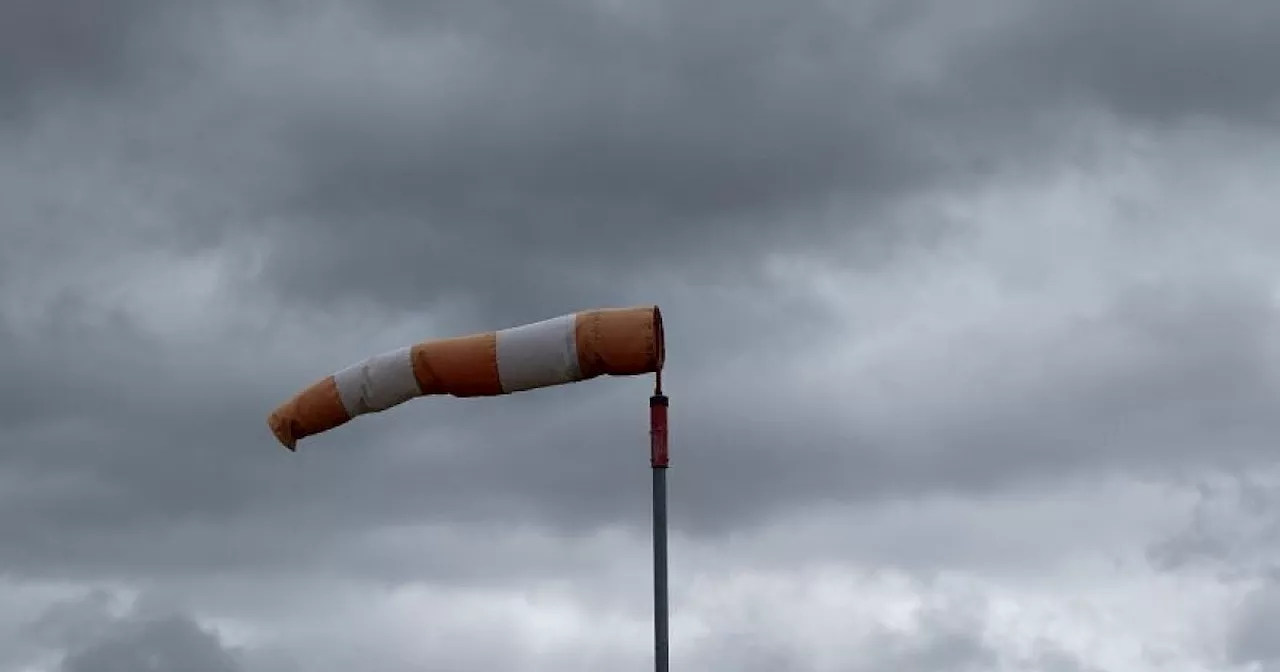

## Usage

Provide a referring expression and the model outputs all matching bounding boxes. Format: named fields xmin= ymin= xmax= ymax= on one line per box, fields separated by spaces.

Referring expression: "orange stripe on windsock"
xmin=575 ymin=305 xmax=664 ymax=378
xmin=267 ymin=305 xmax=663 ymax=450
xmin=412 ymin=333 xmax=502 ymax=396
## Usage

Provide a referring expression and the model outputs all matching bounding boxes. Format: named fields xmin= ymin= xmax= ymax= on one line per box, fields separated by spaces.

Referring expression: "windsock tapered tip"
xmin=266 ymin=375 xmax=349 ymax=451
xmin=267 ymin=412 xmax=297 ymax=451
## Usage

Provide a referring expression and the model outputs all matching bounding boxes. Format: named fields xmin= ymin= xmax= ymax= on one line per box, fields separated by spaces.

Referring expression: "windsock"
xmin=268 ymin=305 xmax=664 ymax=450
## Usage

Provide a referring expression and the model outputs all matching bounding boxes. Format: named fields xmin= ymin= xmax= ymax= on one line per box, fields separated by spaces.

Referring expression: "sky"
xmin=2 ymin=0 xmax=1280 ymax=670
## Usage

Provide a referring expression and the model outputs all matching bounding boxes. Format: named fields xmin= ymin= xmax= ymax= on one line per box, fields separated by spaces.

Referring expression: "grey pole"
xmin=650 ymin=390 xmax=670 ymax=672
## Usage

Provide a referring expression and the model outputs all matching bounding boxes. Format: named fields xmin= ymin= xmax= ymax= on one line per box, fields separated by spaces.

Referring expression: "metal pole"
xmin=650 ymin=385 xmax=670 ymax=672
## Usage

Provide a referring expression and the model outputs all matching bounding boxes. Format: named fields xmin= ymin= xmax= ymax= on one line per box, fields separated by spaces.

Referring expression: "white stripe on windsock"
xmin=333 ymin=346 xmax=422 ymax=416
xmin=495 ymin=313 xmax=581 ymax=393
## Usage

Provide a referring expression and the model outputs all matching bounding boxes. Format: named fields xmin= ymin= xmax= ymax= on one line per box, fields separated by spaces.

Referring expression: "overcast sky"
xmin=3 ymin=1 xmax=1280 ymax=670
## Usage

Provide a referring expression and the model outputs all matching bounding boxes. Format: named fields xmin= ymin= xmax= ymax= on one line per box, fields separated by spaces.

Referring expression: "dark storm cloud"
xmin=230 ymin=0 xmax=1280 ymax=318
xmin=242 ymin=0 xmax=940 ymax=317
xmin=0 ymin=1 xmax=151 ymax=103
xmin=9 ymin=0 xmax=1280 ymax=320
xmin=0 ymin=0 xmax=218 ymax=122
xmin=963 ymin=0 xmax=1280 ymax=126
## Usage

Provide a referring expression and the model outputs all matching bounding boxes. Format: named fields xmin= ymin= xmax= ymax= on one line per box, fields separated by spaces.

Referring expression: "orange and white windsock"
xmin=267 ymin=305 xmax=665 ymax=450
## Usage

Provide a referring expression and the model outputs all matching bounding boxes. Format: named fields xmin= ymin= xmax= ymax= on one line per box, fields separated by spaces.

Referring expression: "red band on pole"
xmin=650 ymin=394 xmax=669 ymax=468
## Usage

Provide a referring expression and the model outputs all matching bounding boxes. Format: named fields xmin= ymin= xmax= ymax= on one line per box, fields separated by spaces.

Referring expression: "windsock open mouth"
xmin=268 ymin=305 xmax=665 ymax=451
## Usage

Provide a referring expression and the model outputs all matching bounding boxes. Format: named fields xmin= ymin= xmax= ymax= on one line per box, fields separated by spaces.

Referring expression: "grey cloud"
xmin=58 ymin=616 xmax=243 ymax=672
xmin=1029 ymin=645 xmax=1106 ymax=672
xmin=964 ymin=0 xmax=1280 ymax=126
xmin=1147 ymin=470 xmax=1280 ymax=577
xmin=863 ymin=606 xmax=998 ymax=672
xmin=8 ymin=0 xmax=1280 ymax=321
xmin=238 ymin=0 xmax=940 ymax=316
xmin=25 ymin=590 xmax=120 ymax=649
xmin=3 ymin=0 xmax=1280 ymax=666
xmin=5 ymin=219 xmax=1280 ymax=582
xmin=1147 ymin=471 xmax=1280 ymax=669
xmin=0 ymin=0 xmax=214 ymax=123
xmin=20 ymin=592 xmax=244 ymax=672
xmin=1229 ymin=584 xmax=1280 ymax=669
xmin=225 ymin=0 xmax=1280 ymax=318
xmin=688 ymin=594 xmax=1100 ymax=671
xmin=0 ymin=1 xmax=149 ymax=108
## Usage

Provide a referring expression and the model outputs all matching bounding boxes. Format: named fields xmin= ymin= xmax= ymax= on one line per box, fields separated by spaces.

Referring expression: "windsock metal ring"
xmin=268 ymin=305 xmax=665 ymax=450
